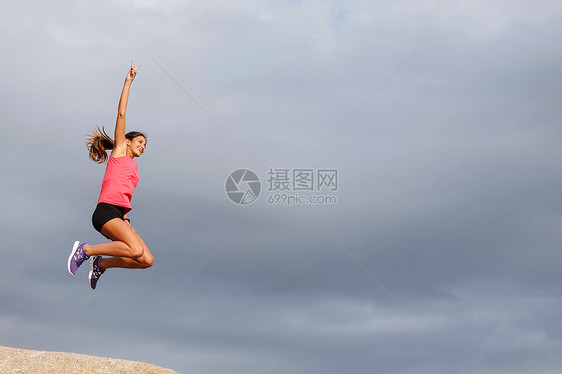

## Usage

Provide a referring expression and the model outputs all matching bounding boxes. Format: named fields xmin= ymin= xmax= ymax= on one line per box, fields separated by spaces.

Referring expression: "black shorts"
xmin=92 ymin=203 xmax=126 ymax=236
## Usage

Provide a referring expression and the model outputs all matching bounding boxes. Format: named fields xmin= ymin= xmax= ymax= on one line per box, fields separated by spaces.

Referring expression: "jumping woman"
xmin=68 ymin=61 xmax=153 ymax=290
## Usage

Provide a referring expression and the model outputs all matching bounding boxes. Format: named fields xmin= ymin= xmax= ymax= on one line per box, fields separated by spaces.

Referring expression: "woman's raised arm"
xmin=113 ymin=60 xmax=139 ymax=156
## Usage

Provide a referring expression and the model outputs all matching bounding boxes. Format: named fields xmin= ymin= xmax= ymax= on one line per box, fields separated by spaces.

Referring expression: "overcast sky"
xmin=2 ymin=1 xmax=562 ymax=373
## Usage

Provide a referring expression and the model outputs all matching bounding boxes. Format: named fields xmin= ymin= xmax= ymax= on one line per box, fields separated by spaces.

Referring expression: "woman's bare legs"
xmin=84 ymin=218 xmax=154 ymax=270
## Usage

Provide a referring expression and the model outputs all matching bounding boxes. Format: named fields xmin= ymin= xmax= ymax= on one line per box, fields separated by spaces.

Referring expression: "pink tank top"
xmin=97 ymin=154 xmax=139 ymax=213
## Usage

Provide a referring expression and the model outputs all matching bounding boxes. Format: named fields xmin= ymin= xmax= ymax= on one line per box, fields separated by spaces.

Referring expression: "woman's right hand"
xmin=125 ymin=60 xmax=140 ymax=83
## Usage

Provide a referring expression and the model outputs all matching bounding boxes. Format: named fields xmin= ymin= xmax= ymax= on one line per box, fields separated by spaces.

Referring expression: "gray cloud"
xmin=2 ymin=1 xmax=562 ymax=373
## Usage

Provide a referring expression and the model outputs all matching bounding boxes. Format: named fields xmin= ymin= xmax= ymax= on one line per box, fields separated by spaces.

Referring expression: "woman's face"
xmin=128 ymin=136 xmax=146 ymax=157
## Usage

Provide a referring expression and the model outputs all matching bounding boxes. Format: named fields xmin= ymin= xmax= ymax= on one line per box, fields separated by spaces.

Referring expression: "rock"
xmin=0 ymin=345 xmax=181 ymax=374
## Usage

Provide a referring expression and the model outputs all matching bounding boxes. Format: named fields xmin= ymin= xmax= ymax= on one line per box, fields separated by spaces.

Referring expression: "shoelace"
xmin=93 ymin=268 xmax=104 ymax=277
xmin=74 ymin=250 xmax=85 ymax=261
xmin=92 ymin=261 xmax=105 ymax=278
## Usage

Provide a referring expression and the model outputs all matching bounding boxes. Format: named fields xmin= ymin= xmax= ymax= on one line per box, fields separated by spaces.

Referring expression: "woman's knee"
xmin=139 ymin=253 xmax=154 ymax=268
xmin=144 ymin=255 xmax=154 ymax=268
xmin=133 ymin=232 xmax=152 ymax=267
xmin=128 ymin=244 xmax=144 ymax=259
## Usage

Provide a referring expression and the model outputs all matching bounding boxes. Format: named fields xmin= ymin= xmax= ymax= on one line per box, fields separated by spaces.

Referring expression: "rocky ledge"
xmin=0 ymin=345 xmax=180 ymax=374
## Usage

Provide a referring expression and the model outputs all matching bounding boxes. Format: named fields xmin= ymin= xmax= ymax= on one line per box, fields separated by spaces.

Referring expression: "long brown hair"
xmin=85 ymin=126 xmax=147 ymax=164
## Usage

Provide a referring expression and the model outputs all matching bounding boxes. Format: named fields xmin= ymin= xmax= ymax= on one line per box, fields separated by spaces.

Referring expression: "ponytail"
xmin=85 ymin=127 xmax=147 ymax=164
xmin=85 ymin=126 xmax=114 ymax=164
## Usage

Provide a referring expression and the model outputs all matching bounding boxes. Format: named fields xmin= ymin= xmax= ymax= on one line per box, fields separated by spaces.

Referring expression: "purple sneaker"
xmin=89 ymin=256 xmax=105 ymax=290
xmin=68 ymin=241 xmax=90 ymax=276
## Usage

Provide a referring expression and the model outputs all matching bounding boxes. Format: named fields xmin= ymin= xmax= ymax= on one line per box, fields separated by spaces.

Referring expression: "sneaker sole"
xmin=67 ymin=241 xmax=81 ymax=276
